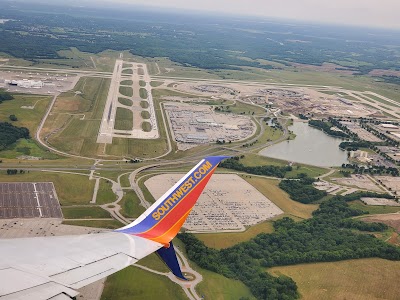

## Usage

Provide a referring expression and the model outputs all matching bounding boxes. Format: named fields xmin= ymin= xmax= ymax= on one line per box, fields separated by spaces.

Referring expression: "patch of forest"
xmin=180 ymin=195 xmax=400 ymax=300
xmin=0 ymin=122 xmax=30 ymax=150
xmin=0 ymin=90 xmax=13 ymax=104
xmin=0 ymin=2 xmax=400 ymax=72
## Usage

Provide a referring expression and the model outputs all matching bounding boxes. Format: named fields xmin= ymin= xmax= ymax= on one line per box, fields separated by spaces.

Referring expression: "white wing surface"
xmin=0 ymin=156 xmax=229 ymax=299
xmin=0 ymin=233 xmax=161 ymax=299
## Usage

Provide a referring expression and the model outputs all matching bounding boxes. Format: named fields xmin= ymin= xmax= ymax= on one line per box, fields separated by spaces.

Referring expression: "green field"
xmin=114 ymin=107 xmax=133 ymax=130
xmin=140 ymin=101 xmax=149 ymax=108
xmin=141 ymin=122 xmax=152 ymax=132
xmin=228 ymin=100 xmax=266 ymax=115
xmin=139 ymin=80 xmax=146 ymax=87
xmin=0 ymin=94 xmax=59 ymax=159
xmin=150 ymin=81 xmax=164 ymax=87
xmin=349 ymin=200 xmax=400 ymax=214
xmin=139 ymin=88 xmax=148 ymax=99
xmin=119 ymin=86 xmax=133 ymax=97
xmin=137 ymin=253 xmax=169 ymax=273
xmin=63 ymin=219 xmax=123 ymax=229
xmin=172 ymin=238 xmax=256 ymax=300
xmin=269 ymin=258 xmax=400 ymax=300
xmin=0 ymin=171 xmax=94 ymax=205
xmin=0 ymin=94 xmax=51 ymax=133
xmin=196 ymin=269 xmax=256 ymax=300
xmin=121 ymin=68 xmax=133 ymax=75
xmin=245 ymin=176 xmax=318 ymax=219
xmin=196 ymin=221 xmax=274 ymax=249
xmin=119 ymin=173 xmax=131 ymax=187
xmin=96 ymin=179 xmax=117 ymax=204
xmin=118 ymin=97 xmax=133 ymax=106
xmin=44 ymin=77 xmax=111 ymax=157
xmin=62 ymin=206 xmax=111 ymax=219
xmin=141 ymin=111 xmax=150 ymax=119
xmin=120 ymin=191 xmax=146 ymax=218
xmin=0 ymin=138 xmax=59 ymax=160
xmin=101 ymin=267 xmax=187 ymax=300
xmin=137 ymin=68 xmax=145 ymax=76
xmin=239 ymin=154 xmax=328 ymax=178
xmin=120 ymin=80 xmax=133 ymax=86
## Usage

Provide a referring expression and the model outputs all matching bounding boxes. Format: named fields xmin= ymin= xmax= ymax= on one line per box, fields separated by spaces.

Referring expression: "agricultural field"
xmin=268 ymin=259 xmax=400 ymax=300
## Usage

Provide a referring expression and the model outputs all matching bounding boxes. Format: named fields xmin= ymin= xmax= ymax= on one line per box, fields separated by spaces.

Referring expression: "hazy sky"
xmin=113 ymin=0 xmax=400 ymax=29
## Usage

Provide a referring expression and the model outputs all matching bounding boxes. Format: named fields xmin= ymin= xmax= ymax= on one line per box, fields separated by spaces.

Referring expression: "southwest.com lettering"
xmin=152 ymin=161 xmax=213 ymax=221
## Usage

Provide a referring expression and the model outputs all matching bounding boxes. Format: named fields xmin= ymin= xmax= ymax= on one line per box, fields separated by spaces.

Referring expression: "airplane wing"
xmin=0 ymin=156 xmax=229 ymax=299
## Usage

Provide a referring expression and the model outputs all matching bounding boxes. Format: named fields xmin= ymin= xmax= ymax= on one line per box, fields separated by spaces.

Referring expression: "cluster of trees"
xmin=219 ymin=157 xmax=292 ymax=178
xmin=341 ymin=163 xmax=399 ymax=176
xmin=0 ymin=91 xmax=13 ymax=104
xmin=180 ymin=195 xmax=400 ymax=300
xmin=308 ymin=120 xmax=349 ymax=138
xmin=0 ymin=122 xmax=30 ymax=150
xmin=278 ymin=176 xmax=327 ymax=203
xmin=6 ymin=169 xmax=26 ymax=175
xmin=9 ymin=115 xmax=17 ymax=122
xmin=339 ymin=141 xmax=372 ymax=151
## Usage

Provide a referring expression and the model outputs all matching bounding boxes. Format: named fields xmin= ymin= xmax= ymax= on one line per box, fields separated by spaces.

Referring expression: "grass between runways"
xmin=139 ymin=88 xmax=148 ymax=99
xmin=120 ymin=80 xmax=133 ymax=86
xmin=118 ymin=97 xmax=133 ymax=106
xmin=141 ymin=122 xmax=152 ymax=132
xmin=119 ymin=86 xmax=133 ymax=97
xmin=114 ymin=107 xmax=133 ymax=131
xmin=268 ymin=258 xmax=400 ymax=300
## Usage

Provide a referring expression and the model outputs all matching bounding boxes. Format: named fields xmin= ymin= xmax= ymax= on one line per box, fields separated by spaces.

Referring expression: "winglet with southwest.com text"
xmin=116 ymin=156 xmax=230 ymax=245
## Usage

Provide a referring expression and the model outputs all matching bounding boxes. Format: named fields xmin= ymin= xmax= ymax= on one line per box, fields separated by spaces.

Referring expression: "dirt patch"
xmin=363 ymin=214 xmax=400 ymax=233
xmin=332 ymin=175 xmax=382 ymax=192
xmin=369 ymin=69 xmax=400 ymax=77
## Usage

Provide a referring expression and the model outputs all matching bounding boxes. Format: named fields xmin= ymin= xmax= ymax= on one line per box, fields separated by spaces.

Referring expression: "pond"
xmin=259 ymin=122 xmax=349 ymax=167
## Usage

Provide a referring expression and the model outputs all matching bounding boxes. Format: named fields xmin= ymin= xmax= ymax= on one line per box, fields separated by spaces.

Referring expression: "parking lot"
xmin=0 ymin=182 xmax=63 ymax=219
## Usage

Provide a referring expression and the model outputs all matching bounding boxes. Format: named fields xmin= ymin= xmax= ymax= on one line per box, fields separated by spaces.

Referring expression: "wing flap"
xmin=1 ymin=282 xmax=78 ymax=300
xmin=50 ymin=253 xmax=135 ymax=288
xmin=0 ymin=233 xmax=162 ymax=299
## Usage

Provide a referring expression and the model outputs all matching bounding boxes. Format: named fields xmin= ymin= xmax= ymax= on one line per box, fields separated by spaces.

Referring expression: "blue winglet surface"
xmin=156 ymin=242 xmax=187 ymax=280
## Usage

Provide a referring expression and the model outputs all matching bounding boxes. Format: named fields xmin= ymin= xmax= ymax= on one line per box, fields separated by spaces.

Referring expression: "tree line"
xmin=308 ymin=119 xmax=349 ymax=138
xmin=179 ymin=195 xmax=400 ymax=300
xmin=219 ymin=157 xmax=292 ymax=178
